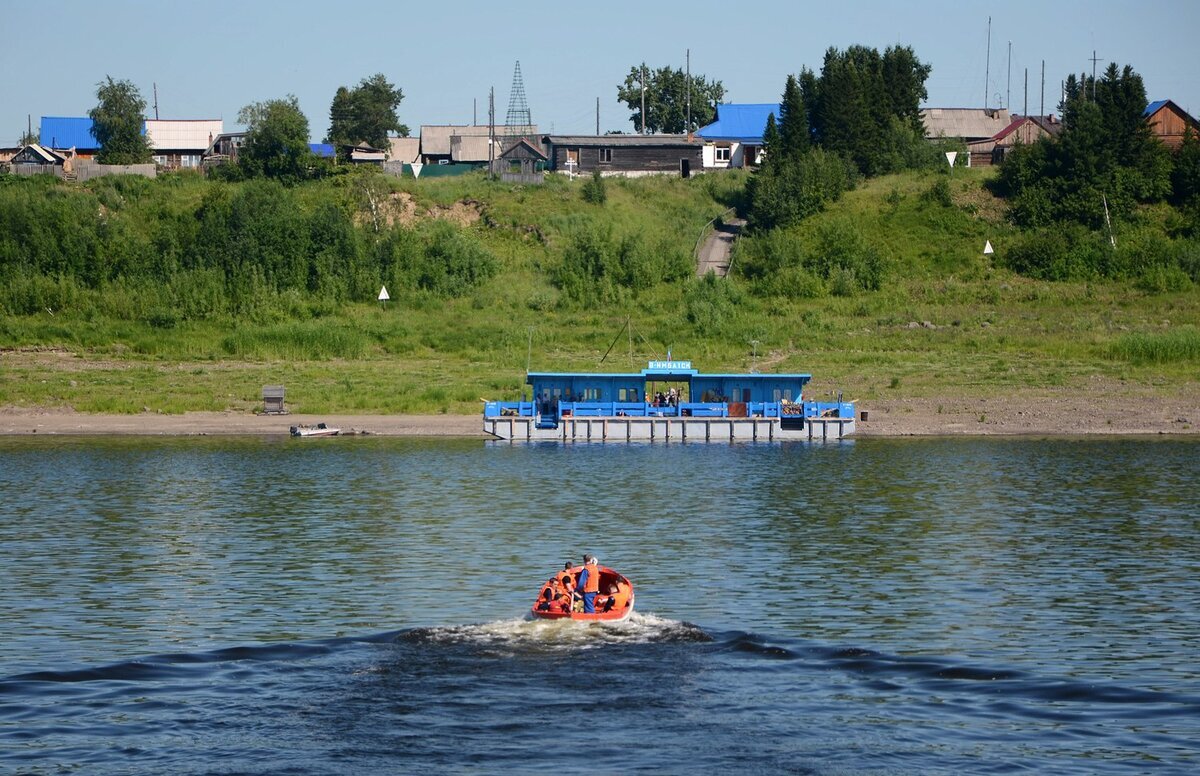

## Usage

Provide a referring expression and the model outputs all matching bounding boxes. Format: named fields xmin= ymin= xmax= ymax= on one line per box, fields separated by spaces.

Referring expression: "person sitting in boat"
xmin=575 ymin=554 xmax=601 ymax=614
xmin=536 ymin=587 xmax=569 ymax=613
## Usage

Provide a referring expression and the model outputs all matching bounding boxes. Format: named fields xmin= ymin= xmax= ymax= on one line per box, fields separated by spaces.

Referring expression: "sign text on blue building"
xmin=648 ymin=360 xmax=692 ymax=370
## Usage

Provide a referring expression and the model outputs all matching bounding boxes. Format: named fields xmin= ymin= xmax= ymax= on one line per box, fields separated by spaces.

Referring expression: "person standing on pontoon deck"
xmin=575 ymin=554 xmax=600 ymax=614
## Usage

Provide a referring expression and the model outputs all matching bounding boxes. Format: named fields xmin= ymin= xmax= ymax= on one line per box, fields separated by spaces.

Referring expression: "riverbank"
xmin=3 ymin=390 xmax=1195 ymax=437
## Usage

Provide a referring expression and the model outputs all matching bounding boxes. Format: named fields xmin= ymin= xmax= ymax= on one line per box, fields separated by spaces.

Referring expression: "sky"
xmin=3 ymin=0 xmax=1197 ymax=144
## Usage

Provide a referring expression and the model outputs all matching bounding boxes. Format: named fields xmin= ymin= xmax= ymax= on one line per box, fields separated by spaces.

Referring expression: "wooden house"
xmin=8 ymin=144 xmax=66 ymax=176
xmin=543 ymin=134 xmax=703 ymax=178
xmin=145 ymin=119 xmax=224 ymax=169
xmin=497 ymin=138 xmax=548 ymax=184
xmin=419 ymin=124 xmax=536 ymax=165
xmin=921 ymin=108 xmax=1012 ymax=166
xmin=974 ymin=115 xmax=1062 ymax=165
xmin=1144 ymin=100 xmax=1200 ymax=150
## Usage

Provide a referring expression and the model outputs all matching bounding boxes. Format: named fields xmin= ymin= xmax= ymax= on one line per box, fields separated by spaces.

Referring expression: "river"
xmin=1 ymin=436 xmax=1198 ymax=774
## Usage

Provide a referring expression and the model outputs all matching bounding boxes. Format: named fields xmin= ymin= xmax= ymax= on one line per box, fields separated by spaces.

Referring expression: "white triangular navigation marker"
xmin=378 ymin=285 xmax=390 ymax=301
xmin=945 ymin=151 xmax=958 ymax=168
xmin=410 ymin=162 xmax=423 ymax=179
xmin=983 ymin=240 xmax=994 ymax=255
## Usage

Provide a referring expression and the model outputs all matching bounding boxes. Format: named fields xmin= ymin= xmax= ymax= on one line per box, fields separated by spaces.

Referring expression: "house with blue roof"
xmin=696 ymin=103 xmax=780 ymax=169
xmin=39 ymin=117 xmax=100 ymax=156
xmin=1143 ymin=99 xmax=1198 ymax=151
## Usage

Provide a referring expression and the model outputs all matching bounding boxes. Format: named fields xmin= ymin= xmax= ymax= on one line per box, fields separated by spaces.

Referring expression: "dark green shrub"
xmin=684 ymin=273 xmax=742 ymax=335
xmin=921 ymin=178 xmax=953 ymax=208
xmin=581 ymin=169 xmax=607 ymax=204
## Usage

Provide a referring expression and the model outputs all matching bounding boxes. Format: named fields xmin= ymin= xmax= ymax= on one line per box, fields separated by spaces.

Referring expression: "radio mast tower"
xmin=503 ymin=60 xmax=533 ymax=150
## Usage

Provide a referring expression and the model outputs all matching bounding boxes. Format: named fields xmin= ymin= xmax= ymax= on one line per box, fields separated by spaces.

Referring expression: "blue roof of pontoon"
xmin=526 ymin=371 xmax=811 ymax=380
xmin=39 ymin=117 xmax=98 ymax=149
xmin=696 ymin=104 xmax=782 ymax=143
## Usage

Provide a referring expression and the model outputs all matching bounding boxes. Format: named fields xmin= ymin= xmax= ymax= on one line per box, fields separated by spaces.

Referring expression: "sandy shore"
xmin=2 ymin=392 xmax=1196 ymax=437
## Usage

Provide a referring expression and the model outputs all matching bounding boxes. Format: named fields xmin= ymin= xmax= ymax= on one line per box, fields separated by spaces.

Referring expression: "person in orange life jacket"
xmin=547 ymin=576 xmax=571 ymax=611
xmin=575 ymin=554 xmax=601 ymax=613
xmin=537 ymin=587 xmax=569 ymax=613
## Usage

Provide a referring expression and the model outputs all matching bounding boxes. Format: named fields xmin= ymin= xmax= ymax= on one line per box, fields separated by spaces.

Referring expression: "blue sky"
xmin=4 ymin=0 xmax=1197 ymax=144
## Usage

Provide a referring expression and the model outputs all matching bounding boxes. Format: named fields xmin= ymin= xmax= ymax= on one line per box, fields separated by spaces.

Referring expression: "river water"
xmin=1 ymin=436 xmax=1198 ymax=774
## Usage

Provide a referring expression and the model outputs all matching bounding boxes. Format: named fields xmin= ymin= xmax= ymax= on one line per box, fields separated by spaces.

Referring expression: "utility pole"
xmin=1090 ymin=50 xmax=1100 ymax=99
xmin=686 ymin=48 xmax=691 ymax=133
xmin=984 ymin=17 xmax=991 ymax=109
xmin=1041 ymin=60 xmax=1045 ymax=116
xmin=596 ymin=97 xmax=600 ymax=135
xmin=1024 ymin=67 xmax=1028 ymax=117
xmin=1006 ymin=41 xmax=1011 ymax=111
xmin=641 ymin=64 xmax=647 ymax=135
xmin=27 ymin=114 xmax=32 ymax=142
xmin=488 ymin=87 xmax=494 ymax=180
xmin=473 ymin=98 xmax=477 ymax=126
xmin=153 ymin=82 xmax=159 ymax=120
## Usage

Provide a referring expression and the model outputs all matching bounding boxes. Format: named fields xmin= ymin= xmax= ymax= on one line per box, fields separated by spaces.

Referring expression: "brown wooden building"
xmin=1144 ymin=100 xmax=1199 ymax=150
xmin=979 ymin=115 xmax=1063 ymax=165
xmin=543 ymin=134 xmax=703 ymax=177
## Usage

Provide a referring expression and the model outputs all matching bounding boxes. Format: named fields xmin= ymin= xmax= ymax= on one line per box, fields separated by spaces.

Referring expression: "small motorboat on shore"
xmin=290 ymin=422 xmax=340 ymax=438
xmin=530 ymin=565 xmax=634 ymax=622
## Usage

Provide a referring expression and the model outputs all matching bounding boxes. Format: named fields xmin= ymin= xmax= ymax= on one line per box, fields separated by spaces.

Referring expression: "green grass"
xmin=1108 ymin=328 xmax=1200 ymax=365
xmin=1 ymin=167 xmax=1197 ymax=414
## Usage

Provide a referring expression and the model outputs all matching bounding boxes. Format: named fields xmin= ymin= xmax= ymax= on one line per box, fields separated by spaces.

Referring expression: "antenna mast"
xmin=153 ymin=82 xmax=159 ymax=120
xmin=504 ymin=60 xmax=532 ymax=149
xmin=686 ymin=48 xmax=691 ymax=132
xmin=984 ymin=17 xmax=991 ymax=109
xmin=488 ymin=87 xmax=495 ymax=180
xmin=1006 ymin=41 xmax=1012 ymax=111
xmin=641 ymin=64 xmax=647 ymax=134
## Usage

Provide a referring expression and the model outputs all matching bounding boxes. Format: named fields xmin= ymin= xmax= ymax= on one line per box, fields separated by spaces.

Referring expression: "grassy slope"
xmin=1 ymin=167 xmax=1196 ymax=415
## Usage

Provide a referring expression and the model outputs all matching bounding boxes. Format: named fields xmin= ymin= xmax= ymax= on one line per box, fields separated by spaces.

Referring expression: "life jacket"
xmin=583 ymin=564 xmax=600 ymax=594
xmin=549 ymin=597 xmax=569 ymax=613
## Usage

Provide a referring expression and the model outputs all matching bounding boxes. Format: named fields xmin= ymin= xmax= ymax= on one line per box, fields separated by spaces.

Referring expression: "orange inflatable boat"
xmin=530 ymin=565 xmax=635 ymax=621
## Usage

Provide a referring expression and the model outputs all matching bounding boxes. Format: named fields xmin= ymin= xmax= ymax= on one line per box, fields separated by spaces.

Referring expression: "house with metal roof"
xmin=388 ymin=137 xmax=420 ymax=164
xmin=39 ymin=117 xmax=99 ymax=156
xmin=696 ymin=103 xmax=780 ymax=168
xmin=543 ymin=134 xmax=702 ymax=177
xmin=145 ymin=119 xmax=223 ymax=169
xmin=419 ymin=124 xmax=537 ymax=165
xmin=1144 ymin=100 xmax=1199 ymax=150
xmin=921 ymin=107 xmax=1013 ymax=166
xmin=7 ymin=144 xmax=67 ymax=176
xmin=969 ymin=114 xmax=1062 ymax=166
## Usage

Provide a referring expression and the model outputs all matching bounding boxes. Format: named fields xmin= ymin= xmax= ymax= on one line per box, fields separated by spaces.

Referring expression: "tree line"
xmin=994 ymin=63 xmax=1200 ymax=284
xmin=73 ymin=73 xmax=407 ymax=174
xmin=0 ymin=174 xmax=496 ymax=321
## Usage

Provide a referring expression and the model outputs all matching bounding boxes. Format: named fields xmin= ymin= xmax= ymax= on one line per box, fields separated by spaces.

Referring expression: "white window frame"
xmin=715 ymin=146 xmax=732 ymax=163
xmin=598 ymin=148 xmax=612 ymax=163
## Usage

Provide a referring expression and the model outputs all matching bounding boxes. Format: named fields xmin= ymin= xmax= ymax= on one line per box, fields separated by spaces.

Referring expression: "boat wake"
xmin=398 ymin=612 xmax=711 ymax=652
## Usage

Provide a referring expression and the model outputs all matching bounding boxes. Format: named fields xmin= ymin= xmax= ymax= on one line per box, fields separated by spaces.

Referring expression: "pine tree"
xmin=777 ymin=75 xmax=809 ymax=159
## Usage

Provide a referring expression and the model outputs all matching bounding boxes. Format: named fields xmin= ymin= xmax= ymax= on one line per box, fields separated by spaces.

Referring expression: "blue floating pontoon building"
xmin=483 ymin=359 xmax=855 ymax=442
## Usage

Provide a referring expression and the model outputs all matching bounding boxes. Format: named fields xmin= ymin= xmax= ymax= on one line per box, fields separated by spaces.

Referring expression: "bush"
xmin=920 ymin=178 xmax=953 ymax=208
xmin=581 ymin=169 xmax=607 ymax=204
xmin=746 ymin=148 xmax=855 ymax=231
xmin=414 ymin=221 xmax=497 ymax=296
xmin=683 ymin=273 xmax=742 ymax=335
xmin=1004 ymin=226 xmax=1108 ymax=281
xmin=810 ymin=219 xmax=885 ymax=292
